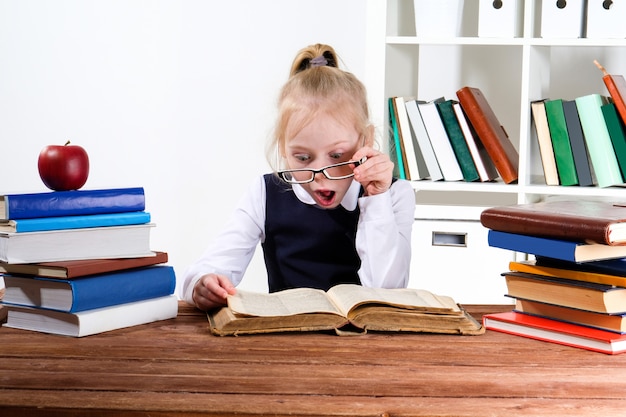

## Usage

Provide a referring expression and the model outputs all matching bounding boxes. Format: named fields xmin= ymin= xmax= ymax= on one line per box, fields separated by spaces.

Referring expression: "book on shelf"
xmin=480 ymin=200 xmax=626 ymax=245
xmin=416 ymin=98 xmax=464 ymax=181
xmin=575 ymin=94 xmax=623 ymax=188
xmin=601 ymin=102 xmax=626 ymax=181
xmin=530 ymin=99 xmax=559 ymax=186
xmin=0 ymin=251 xmax=168 ymax=279
xmin=453 ymin=101 xmax=498 ymax=182
xmin=0 ymin=223 xmax=155 ymax=264
xmin=484 ymin=311 xmax=626 ymax=355
xmin=404 ymin=99 xmax=444 ymax=181
xmin=392 ymin=96 xmax=428 ymax=180
xmin=3 ymin=294 xmax=178 ymax=337
xmin=503 ymin=271 xmax=626 ymax=314
xmin=0 ymin=211 xmax=151 ymax=233
xmin=480 ymin=200 xmax=626 ymax=246
xmin=388 ymin=97 xmax=407 ymax=179
xmin=545 ymin=98 xmax=579 ymax=186
xmin=208 ymin=284 xmax=484 ymax=336
xmin=456 ymin=86 xmax=519 ymax=184
xmin=487 ymin=229 xmax=626 ymax=263
xmin=514 ymin=298 xmax=626 ymax=334
xmin=0 ymin=187 xmax=145 ymax=221
xmin=595 ymin=60 xmax=626 ymax=126
xmin=436 ymin=99 xmax=480 ymax=182
xmin=562 ymin=99 xmax=594 ymax=187
xmin=2 ymin=265 xmax=176 ymax=312
xmin=509 ymin=259 xmax=626 ymax=288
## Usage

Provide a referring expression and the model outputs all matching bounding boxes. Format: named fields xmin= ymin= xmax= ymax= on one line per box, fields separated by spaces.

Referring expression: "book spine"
xmin=405 ymin=100 xmax=444 ymax=181
xmin=575 ymin=94 xmax=623 ymax=188
xmin=487 ymin=230 xmax=578 ymax=262
xmin=562 ymin=99 xmax=594 ymax=187
xmin=388 ymin=98 xmax=407 ymax=179
xmin=456 ymin=87 xmax=519 ymax=184
xmin=603 ymin=74 xmax=626 ymax=127
xmin=67 ymin=265 xmax=176 ymax=312
xmin=545 ymin=99 xmax=578 ymax=186
xmin=601 ymin=102 xmax=626 ymax=181
xmin=5 ymin=187 xmax=145 ymax=220
xmin=8 ymin=211 xmax=151 ymax=233
xmin=530 ymin=100 xmax=560 ymax=186
xmin=436 ymin=100 xmax=480 ymax=182
xmin=394 ymin=96 xmax=426 ymax=180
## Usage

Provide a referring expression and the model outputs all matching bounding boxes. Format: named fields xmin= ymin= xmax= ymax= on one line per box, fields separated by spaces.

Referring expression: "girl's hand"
xmin=192 ymin=273 xmax=237 ymax=311
xmin=352 ymin=146 xmax=394 ymax=196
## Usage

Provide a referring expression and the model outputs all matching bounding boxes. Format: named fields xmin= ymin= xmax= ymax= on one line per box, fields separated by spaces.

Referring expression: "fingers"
xmin=192 ymin=273 xmax=237 ymax=311
xmin=352 ymin=147 xmax=394 ymax=196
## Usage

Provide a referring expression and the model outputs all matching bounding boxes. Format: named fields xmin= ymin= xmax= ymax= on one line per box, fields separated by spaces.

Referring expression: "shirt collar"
xmin=292 ymin=180 xmax=361 ymax=211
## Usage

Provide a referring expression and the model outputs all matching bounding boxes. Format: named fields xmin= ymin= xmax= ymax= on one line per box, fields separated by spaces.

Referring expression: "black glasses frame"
xmin=277 ymin=157 xmax=366 ymax=184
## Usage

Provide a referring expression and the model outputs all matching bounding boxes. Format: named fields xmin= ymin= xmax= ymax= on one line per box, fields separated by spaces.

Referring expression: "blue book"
xmin=0 ymin=211 xmax=151 ymax=233
xmin=1 ymin=265 xmax=176 ymax=312
xmin=0 ymin=187 xmax=145 ymax=220
xmin=487 ymin=229 xmax=626 ymax=263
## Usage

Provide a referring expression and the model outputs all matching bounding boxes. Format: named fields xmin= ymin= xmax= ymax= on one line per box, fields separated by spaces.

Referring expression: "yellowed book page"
xmin=326 ymin=284 xmax=460 ymax=317
xmin=227 ymin=288 xmax=343 ymax=317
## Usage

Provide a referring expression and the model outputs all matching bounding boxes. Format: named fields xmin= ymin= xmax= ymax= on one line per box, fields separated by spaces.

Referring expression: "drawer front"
xmin=409 ymin=219 xmax=514 ymax=305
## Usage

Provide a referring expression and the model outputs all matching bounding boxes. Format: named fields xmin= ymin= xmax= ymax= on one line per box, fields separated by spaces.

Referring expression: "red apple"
xmin=38 ymin=141 xmax=90 ymax=191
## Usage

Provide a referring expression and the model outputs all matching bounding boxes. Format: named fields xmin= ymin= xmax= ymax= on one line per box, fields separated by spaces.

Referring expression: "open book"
xmin=208 ymin=284 xmax=484 ymax=336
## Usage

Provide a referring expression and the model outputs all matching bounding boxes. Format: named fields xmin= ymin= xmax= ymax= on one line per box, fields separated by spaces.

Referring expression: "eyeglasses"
xmin=278 ymin=158 xmax=366 ymax=184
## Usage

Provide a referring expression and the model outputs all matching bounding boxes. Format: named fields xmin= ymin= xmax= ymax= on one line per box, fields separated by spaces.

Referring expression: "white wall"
xmin=0 ymin=0 xmax=367 ymax=295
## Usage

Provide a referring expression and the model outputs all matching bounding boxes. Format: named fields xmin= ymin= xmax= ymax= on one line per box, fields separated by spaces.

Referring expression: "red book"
xmin=484 ymin=311 xmax=626 ymax=355
xmin=595 ymin=60 xmax=626 ymax=127
xmin=456 ymin=86 xmax=519 ymax=184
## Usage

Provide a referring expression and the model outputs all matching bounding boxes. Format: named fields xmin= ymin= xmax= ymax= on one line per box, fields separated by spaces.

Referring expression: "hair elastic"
xmin=310 ymin=55 xmax=328 ymax=67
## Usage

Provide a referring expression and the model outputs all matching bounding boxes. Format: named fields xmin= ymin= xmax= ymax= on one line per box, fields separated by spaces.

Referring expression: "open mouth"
xmin=315 ymin=189 xmax=336 ymax=207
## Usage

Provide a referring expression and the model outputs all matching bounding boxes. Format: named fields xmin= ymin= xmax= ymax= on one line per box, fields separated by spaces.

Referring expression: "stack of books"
xmin=388 ymin=86 xmax=518 ymax=184
xmin=0 ymin=187 xmax=178 ymax=337
xmin=479 ymin=199 xmax=626 ymax=354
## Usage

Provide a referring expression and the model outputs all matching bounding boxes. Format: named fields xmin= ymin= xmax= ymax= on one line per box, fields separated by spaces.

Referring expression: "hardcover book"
xmin=208 ymin=284 xmax=484 ymax=336
xmin=575 ymin=94 xmax=623 ymax=188
xmin=480 ymin=200 xmax=626 ymax=246
xmin=562 ymin=99 xmax=594 ymax=187
xmin=601 ymin=102 xmax=626 ymax=181
xmin=436 ymin=99 xmax=480 ymax=182
xmin=595 ymin=60 xmax=626 ymax=126
xmin=456 ymin=86 xmax=519 ymax=184
xmin=405 ymin=99 xmax=444 ymax=181
xmin=3 ymin=295 xmax=179 ymax=337
xmin=0 ymin=211 xmax=151 ymax=233
xmin=487 ymin=229 xmax=626 ymax=263
xmin=530 ymin=99 xmax=559 ymax=186
xmin=484 ymin=310 xmax=626 ymax=355
xmin=393 ymin=96 xmax=428 ymax=180
xmin=388 ymin=97 xmax=407 ymax=179
xmin=0 ymin=187 xmax=145 ymax=221
xmin=0 ymin=223 xmax=155 ymax=263
xmin=514 ymin=298 xmax=626 ymax=334
xmin=509 ymin=259 xmax=626 ymax=288
xmin=545 ymin=98 xmax=578 ymax=186
xmin=503 ymin=271 xmax=626 ymax=314
xmin=2 ymin=265 xmax=176 ymax=312
xmin=0 ymin=251 xmax=168 ymax=279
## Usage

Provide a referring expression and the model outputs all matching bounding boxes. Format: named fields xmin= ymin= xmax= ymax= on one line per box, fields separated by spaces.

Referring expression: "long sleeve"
xmin=180 ymin=176 xmax=267 ymax=305
xmin=356 ymin=179 xmax=414 ymax=288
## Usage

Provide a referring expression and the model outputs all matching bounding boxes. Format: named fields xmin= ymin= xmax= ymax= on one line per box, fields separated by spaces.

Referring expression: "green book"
xmin=575 ymin=94 xmax=623 ymax=188
xmin=388 ymin=97 xmax=406 ymax=179
xmin=601 ymin=102 xmax=626 ymax=182
xmin=545 ymin=99 xmax=578 ymax=186
xmin=436 ymin=99 xmax=479 ymax=182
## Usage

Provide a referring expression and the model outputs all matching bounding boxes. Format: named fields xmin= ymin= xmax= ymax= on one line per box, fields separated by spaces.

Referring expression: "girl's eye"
xmin=294 ymin=154 xmax=310 ymax=162
xmin=330 ymin=153 xmax=344 ymax=160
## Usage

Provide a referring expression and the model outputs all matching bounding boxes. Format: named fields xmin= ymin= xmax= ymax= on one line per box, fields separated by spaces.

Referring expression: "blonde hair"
xmin=266 ymin=44 xmax=373 ymax=171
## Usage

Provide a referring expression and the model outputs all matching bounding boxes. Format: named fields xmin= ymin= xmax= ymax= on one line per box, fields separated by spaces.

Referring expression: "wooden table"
xmin=1 ymin=302 xmax=626 ymax=417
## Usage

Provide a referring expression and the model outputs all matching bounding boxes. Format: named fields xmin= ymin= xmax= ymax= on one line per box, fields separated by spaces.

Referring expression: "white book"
xmin=4 ymin=295 xmax=179 ymax=337
xmin=404 ymin=99 xmax=444 ymax=181
xmin=417 ymin=98 xmax=463 ymax=181
xmin=393 ymin=96 xmax=428 ymax=180
xmin=0 ymin=223 xmax=155 ymax=263
xmin=452 ymin=101 xmax=498 ymax=182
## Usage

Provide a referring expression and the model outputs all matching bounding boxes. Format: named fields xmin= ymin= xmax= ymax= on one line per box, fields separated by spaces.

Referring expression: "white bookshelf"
xmin=364 ymin=0 xmax=626 ymax=303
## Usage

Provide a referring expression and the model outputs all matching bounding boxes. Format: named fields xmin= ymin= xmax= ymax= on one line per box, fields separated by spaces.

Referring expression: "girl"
xmin=181 ymin=44 xmax=415 ymax=311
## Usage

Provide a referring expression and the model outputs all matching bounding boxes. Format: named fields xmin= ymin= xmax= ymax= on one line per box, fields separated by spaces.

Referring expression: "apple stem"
xmin=64 ymin=140 xmax=71 ymax=146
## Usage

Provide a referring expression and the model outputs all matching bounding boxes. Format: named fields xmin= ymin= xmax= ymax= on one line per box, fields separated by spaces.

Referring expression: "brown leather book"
xmin=456 ymin=86 xmax=519 ymax=184
xmin=595 ymin=60 xmax=626 ymax=127
xmin=480 ymin=200 xmax=626 ymax=246
xmin=0 ymin=251 xmax=168 ymax=279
